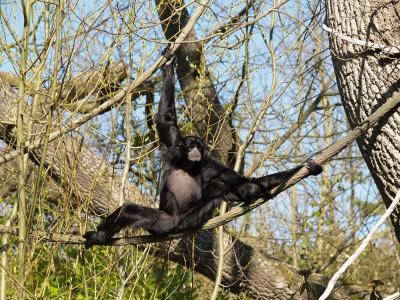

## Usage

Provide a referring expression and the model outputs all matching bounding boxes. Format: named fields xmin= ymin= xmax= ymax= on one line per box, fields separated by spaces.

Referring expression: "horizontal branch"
xmin=0 ymin=224 xmax=183 ymax=245
xmin=0 ymin=62 xmax=128 ymax=102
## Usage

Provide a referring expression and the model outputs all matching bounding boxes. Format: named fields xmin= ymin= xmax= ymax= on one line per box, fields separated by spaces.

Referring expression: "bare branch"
xmin=320 ymin=189 xmax=400 ymax=300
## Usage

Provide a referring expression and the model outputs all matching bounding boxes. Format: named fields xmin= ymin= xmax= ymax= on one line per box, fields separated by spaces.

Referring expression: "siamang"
xmin=83 ymin=52 xmax=322 ymax=248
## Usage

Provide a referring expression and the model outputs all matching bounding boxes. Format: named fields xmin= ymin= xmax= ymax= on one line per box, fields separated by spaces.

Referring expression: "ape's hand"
xmin=161 ymin=47 xmax=174 ymax=66
xmin=304 ymin=159 xmax=323 ymax=176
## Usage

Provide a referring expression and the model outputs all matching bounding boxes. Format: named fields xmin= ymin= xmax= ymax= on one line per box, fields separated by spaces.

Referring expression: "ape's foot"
xmin=305 ymin=159 xmax=323 ymax=176
xmin=161 ymin=47 xmax=174 ymax=65
xmin=83 ymin=230 xmax=111 ymax=249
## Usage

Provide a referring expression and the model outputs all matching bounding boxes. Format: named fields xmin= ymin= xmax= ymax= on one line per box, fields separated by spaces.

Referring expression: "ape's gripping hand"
xmin=304 ymin=159 xmax=323 ymax=176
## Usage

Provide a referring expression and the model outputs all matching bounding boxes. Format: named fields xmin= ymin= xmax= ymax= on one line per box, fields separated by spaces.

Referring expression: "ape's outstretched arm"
xmin=155 ymin=54 xmax=181 ymax=150
xmin=203 ymin=159 xmax=323 ymax=204
xmin=233 ymin=159 xmax=323 ymax=202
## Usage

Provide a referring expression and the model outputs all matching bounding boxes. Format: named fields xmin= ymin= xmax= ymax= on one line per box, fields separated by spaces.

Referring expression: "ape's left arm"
xmin=202 ymin=158 xmax=322 ymax=204
xmin=240 ymin=160 xmax=322 ymax=201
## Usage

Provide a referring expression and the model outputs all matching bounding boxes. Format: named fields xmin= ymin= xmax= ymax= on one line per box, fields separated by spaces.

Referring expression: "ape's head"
xmin=179 ymin=136 xmax=206 ymax=165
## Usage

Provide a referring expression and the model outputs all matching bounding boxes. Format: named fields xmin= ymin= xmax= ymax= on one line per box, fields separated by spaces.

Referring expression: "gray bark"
xmin=326 ymin=0 xmax=400 ymax=241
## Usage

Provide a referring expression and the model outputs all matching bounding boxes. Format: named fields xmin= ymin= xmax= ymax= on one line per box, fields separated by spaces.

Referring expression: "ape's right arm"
xmin=155 ymin=56 xmax=181 ymax=150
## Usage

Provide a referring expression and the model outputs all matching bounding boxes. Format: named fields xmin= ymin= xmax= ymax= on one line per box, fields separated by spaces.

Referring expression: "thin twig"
xmin=210 ymin=4 xmax=260 ymax=298
xmin=319 ymin=189 xmax=400 ymax=300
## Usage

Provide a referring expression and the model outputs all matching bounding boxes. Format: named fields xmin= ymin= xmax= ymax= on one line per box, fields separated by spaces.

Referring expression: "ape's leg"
xmin=228 ymin=160 xmax=322 ymax=203
xmin=84 ymin=199 xmax=231 ymax=246
xmin=83 ymin=203 xmax=179 ymax=248
xmin=173 ymin=198 xmax=223 ymax=232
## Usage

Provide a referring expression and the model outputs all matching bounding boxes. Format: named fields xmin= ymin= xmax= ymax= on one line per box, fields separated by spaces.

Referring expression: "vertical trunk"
xmin=326 ymin=0 xmax=400 ymax=242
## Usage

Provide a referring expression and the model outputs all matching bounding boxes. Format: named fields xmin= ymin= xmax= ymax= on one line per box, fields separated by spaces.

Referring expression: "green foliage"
xmin=1 ymin=242 xmax=204 ymax=299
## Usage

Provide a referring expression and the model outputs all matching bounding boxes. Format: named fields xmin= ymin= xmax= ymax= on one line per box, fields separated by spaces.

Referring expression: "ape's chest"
xmin=167 ymin=168 xmax=202 ymax=204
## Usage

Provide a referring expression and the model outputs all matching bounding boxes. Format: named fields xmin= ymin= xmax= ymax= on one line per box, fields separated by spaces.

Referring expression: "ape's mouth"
xmin=188 ymin=148 xmax=201 ymax=161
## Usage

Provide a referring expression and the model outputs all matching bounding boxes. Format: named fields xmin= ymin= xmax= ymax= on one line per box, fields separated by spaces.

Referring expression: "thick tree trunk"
xmin=326 ymin=0 xmax=400 ymax=242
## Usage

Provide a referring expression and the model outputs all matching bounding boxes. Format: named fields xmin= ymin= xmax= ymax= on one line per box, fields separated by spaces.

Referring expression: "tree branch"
xmin=320 ymin=189 xmax=400 ymax=300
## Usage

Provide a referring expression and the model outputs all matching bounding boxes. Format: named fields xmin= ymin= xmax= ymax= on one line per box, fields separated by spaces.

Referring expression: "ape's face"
xmin=180 ymin=136 xmax=205 ymax=163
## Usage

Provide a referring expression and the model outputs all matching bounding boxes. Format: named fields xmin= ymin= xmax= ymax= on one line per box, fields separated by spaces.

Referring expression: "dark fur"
xmin=83 ymin=52 xmax=322 ymax=248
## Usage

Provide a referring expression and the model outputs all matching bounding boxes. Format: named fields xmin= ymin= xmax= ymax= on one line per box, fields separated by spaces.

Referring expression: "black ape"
xmin=83 ymin=54 xmax=322 ymax=248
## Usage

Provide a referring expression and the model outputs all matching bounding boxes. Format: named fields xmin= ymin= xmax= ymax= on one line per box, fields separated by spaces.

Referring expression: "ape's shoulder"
xmin=201 ymin=155 xmax=228 ymax=172
xmin=201 ymin=156 xmax=242 ymax=183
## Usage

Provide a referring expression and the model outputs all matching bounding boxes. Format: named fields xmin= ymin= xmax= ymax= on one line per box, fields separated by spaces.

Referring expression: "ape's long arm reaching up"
xmin=156 ymin=57 xmax=181 ymax=150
